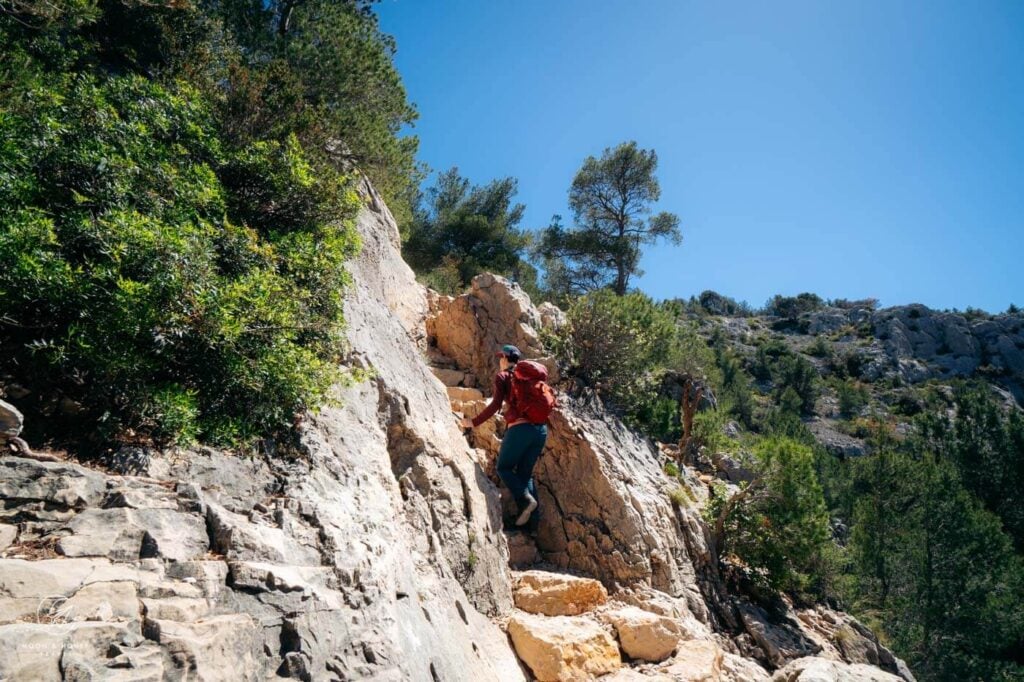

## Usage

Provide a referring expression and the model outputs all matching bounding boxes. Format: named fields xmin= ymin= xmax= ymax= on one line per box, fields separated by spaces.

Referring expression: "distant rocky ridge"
xmin=0 ymin=181 xmax=913 ymax=681
xmin=699 ymin=300 xmax=1024 ymax=463
xmin=714 ymin=303 xmax=1024 ymax=397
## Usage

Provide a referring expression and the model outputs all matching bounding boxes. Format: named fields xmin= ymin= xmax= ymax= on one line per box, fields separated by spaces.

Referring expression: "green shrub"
xmin=0 ymin=74 xmax=360 ymax=446
xmin=764 ymin=293 xmax=825 ymax=319
xmin=549 ymin=290 xmax=723 ymax=441
xmin=668 ymin=485 xmax=694 ymax=508
xmin=806 ymin=336 xmax=832 ymax=358
xmin=404 ymin=168 xmax=533 ymax=290
xmin=837 ymin=380 xmax=870 ymax=417
xmin=774 ymin=355 xmax=819 ymax=415
xmin=692 ymin=408 xmax=731 ymax=455
xmin=711 ymin=330 xmax=756 ymax=428
xmin=709 ymin=437 xmax=831 ymax=595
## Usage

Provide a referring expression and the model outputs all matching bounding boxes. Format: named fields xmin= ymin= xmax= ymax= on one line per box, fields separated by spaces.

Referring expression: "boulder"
xmin=0 ymin=457 xmax=107 ymax=510
xmin=739 ymin=602 xmax=821 ymax=668
xmin=56 ymin=507 xmax=208 ymax=562
xmin=59 ymin=581 xmax=139 ymax=622
xmin=505 ymin=531 xmax=539 ymax=568
xmin=603 ymin=605 xmax=682 ymax=662
xmin=205 ymin=503 xmax=321 ymax=566
xmin=433 ymin=367 xmax=467 ymax=387
xmin=0 ymin=399 xmax=23 ymax=436
xmin=514 ymin=570 xmax=608 ymax=616
xmin=771 ymin=656 xmax=903 ymax=682
xmin=507 ymin=612 xmax=621 ymax=681
xmin=720 ymin=651 xmax=772 ymax=681
xmin=611 ymin=586 xmax=711 ymax=639
xmin=0 ymin=558 xmax=143 ymax=600
xmin=0 ymin=523 xmax=16 ymax=551
xmin=659 ymin=639 xmax=724 ymax=681
xmin=144 ymin=615 xmax=264 ymax=681
xmin=0 ymin=621 xmax=131 ymax=681
xmin=795 ymin=608 xmax=911 ymax=680
xmin=447 ymin=386 xmax=484 ymax=402
xmin=141 ymin=596 xmax=209 ymax=622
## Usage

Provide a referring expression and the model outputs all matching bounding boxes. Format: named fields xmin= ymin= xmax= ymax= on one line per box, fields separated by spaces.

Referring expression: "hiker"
xmin=460 ymin=344 xmax=555 ymax=527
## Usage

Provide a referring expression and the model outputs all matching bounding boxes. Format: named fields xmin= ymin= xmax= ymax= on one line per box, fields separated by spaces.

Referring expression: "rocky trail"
xmin=0 ymin=181 xmax=915 ymax=680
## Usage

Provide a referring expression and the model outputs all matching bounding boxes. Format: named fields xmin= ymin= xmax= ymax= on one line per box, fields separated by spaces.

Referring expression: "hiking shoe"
xmin=515 ymin=492 xmax=538 ymax=526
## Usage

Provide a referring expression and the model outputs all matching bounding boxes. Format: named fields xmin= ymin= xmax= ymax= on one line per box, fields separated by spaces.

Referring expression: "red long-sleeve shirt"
xmin=472 ymin=371 xmax=522 ymax=427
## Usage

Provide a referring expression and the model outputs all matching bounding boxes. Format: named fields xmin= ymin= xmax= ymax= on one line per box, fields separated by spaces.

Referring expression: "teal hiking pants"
xmin=496 ymin=423 xmax=547 ymax=516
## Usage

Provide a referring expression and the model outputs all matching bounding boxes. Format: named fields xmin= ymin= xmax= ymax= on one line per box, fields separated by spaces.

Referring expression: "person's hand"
xmin=460 ymin=417 xmax=474 ymax=429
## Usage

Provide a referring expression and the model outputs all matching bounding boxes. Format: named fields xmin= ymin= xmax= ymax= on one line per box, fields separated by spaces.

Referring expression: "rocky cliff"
xmin=0 ymin=183 xmax=913 ymax=681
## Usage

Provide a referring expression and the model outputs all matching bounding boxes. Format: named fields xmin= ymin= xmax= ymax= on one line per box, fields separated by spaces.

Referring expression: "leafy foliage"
xmin=849 ymin=443 xmax=1024 ymax=680
xmin=698 ymin=290 xmax=752 ymax=316
xmin=765 ymin=293 xmax=826 ymax=319
xmin=753 ymin=339 xmax=819 ymax=415
xmin=836 ymin=379 xmax=870 ymax=418
xmin=711 ymin=330 xmax=756 ymax=427
xmin=212 ymin=0 xmax=422 ymax=226
xmin=710 ymin=437 xmax=832 ymax=595
xmin=915 ymin=382 xmax=1024 ymax=550
xmin=404 ymin=168 xmax=534 ymax=294
xmin=549 ymin=289 xmax=718 ymax=440
xmin=0 ymin=0 xmax=381 ymax=447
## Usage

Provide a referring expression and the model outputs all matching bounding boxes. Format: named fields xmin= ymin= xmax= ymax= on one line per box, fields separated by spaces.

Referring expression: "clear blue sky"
xmin=376 ymin=0 xmax=1024 ymax=312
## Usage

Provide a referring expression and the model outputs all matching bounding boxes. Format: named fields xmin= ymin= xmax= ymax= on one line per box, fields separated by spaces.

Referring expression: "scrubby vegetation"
xmin=708 ymin=438 xmax=831 ymax=596
xmin=1 ymin=0 xmax=415 ymax=447
xmin=547 ymin=289 xmax=717 ymax=441
xmin=403 ymin=168 xmax=535 ymax=295
xmin=546 ymin=274 xmax=1024 ymax=679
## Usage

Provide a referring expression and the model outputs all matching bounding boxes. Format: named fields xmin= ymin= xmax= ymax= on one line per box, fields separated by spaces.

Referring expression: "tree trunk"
xmin=678 ymin=378 xmax=703 ymax=463
xmin=614 ymin=263 xmax=627 ymax=296
xmin=277 ymin=0 xmax=298 ymax=36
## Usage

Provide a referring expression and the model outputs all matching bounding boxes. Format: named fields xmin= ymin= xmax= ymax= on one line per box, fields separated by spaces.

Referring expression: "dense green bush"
xmin=835 ymin=379 xmax=870 ymax=417
xmin=916 ymin=382 xmax=1024 ymax=550
xmin=849 ymin=444 xmax=1024 ymax=679
xmin=709 ymin=437 xmax=831 ymax=595
xmin=752 ymin=339 xmax=818 ymax=416
xmin=550 ymin=289 xmax=719 ymax=440
xmin=697 ymin=290 xmax=751 ymax=316
xmin=552 ymin=289 xmax=678 ymax=393
xmin=765 ymin=292 xmax=825 ymax=319
xmin=1 ymin=29 xmax=360 ymax=446
xmin=711 ymin=330 xmax=756 ymax=427
xmin=404 ymin=168 xmax=535 ymax=294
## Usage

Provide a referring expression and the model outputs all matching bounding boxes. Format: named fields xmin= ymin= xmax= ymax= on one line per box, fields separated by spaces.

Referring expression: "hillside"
xmin=0 ymin=182 xmax=915 ymax=681
xmin=689 ymin=298 xmax=1024 ymax=459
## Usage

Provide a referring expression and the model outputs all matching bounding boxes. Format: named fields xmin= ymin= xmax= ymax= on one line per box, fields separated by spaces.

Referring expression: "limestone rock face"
xmin=603 ymin=605 xmax=682 ymax=662
xmin=0 ymin=185 xmax=524 ymax=682
xmin=428 ymin=273 xmax=545 ymax=378
xmin=428 ymin=274 xmax=702 ymax=601
xmin=535 ymin=401 xmax=699 ymax=597
xmin=772 ymin=656 xmax=904 ymax=682
xmin=507 ymin=612 xmax=621 ymax=681
xmin=738 ymin=602 xmax=822 ymax=668
xmin=514 ymin=570 xmax=608 ymax=616
xmin=794 ymin=608 xmax=906 ymax=675
xmin=659 ymin=639 xmax=724 ymax=680
xmin=798 ymin=305 xmax=1024 ymax=396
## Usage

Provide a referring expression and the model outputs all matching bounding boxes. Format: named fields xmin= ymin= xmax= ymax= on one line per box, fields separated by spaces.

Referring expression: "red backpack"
xmin=510 ymin=360 xmax=557 ymax=424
